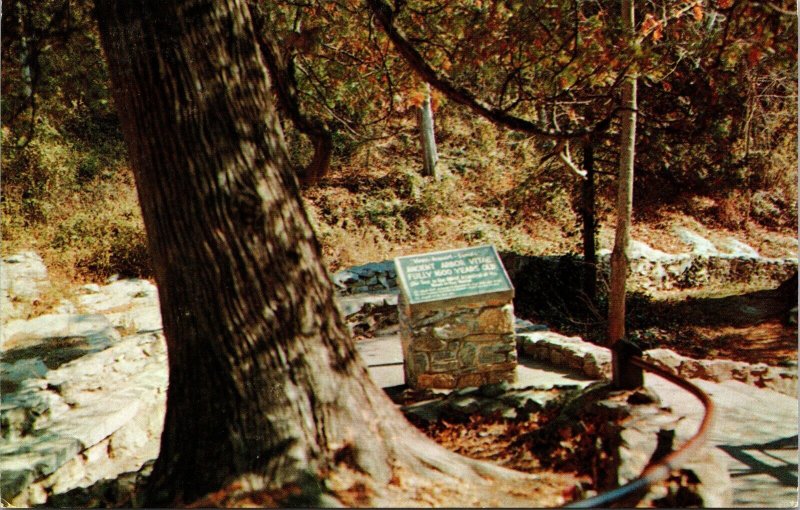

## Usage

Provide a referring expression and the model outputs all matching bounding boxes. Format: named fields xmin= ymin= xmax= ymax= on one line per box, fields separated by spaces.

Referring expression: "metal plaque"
xmin=394 ymin=245 xmax=513 ymax=305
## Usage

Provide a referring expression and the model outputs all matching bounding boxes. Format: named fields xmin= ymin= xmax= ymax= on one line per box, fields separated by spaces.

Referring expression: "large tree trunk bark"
xmin=95 ymin=0 xmax=533 ymax=505
xmin=608 ymin=0 xmax=637 ymax=376
xmin=251 ymin=4 xmax=333 ymax=188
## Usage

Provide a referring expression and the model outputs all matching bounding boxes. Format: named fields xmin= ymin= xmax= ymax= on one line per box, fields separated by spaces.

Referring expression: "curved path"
xmin=357 ymin=330 xmax=798 ymax=508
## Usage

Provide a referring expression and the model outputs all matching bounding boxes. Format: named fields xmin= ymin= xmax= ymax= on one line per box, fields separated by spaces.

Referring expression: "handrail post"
xmin=612 ymin=339 xmax=644 ymax=389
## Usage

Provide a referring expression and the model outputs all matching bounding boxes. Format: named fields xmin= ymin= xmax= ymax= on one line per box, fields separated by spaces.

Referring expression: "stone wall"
xmin=516 ymin=331 xmax=797 ymax=397
xmin=332 ymin=261 xmax=398 ymax=294
xmin=643 ymin=348 xmax=797 ymax=397
xmin=516 ymin=331 xmax=612 ymax=380
xmin=331 ymin=233 xmax=797 ymax=298
xmin=501 ymin=239 xmax=797 ymax=295
xmin=399 ymin=294 xmax=517 ymax=389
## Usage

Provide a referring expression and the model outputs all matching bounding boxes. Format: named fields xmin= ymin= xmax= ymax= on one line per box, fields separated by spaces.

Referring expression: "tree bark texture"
xmin=94 ymin=0 xmax=431 ymax=504
xmin=418 ymin=83 xmax=439 ymax=180
xmin=608 ymin=0 xmax=637 ymax=351
xmin=251 ymin=4 xmax=332 ymax=187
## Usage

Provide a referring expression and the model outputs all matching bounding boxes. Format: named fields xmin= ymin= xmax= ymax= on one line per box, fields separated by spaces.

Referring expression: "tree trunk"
xmin=581 ymin=139 xmax=597 ymax=307
xmin=16 ymin=0 xmax=36 ymax=143
xmin=17 ymin=1 xmax=32 ymax=100
xmin=95 ymin=0 xmax=533 ymax=505
xmin=608 ymin=0 xmax=637 ymax=375
xmin=251 ymin=4 xmax=333 ymax=187
xmin=418 ymin=83 xmax=439 ymax=180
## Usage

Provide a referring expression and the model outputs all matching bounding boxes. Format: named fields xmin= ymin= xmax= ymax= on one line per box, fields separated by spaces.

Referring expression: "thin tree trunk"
xmin=95 ymin=0 xmax=534 ymax=505
xmin=608 ymin=0 xmax=637 ymax=352
xmin=17 ymin=0 xmax=36 ymax=144
xmin=581 ymin=139 xmax=597 ymax=307
xmin=17 ymin=1 xmax=32 ymax=100
xmin=418 ymin=83 xmax=439 ymax=179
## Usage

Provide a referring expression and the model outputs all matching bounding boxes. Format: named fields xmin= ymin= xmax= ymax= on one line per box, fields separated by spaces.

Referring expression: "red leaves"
xmin=641 ymin=13 xmax=664 ymax=41
xmin=747 ymin=46 xmax=762 ymax=66
xmin=408 ymin=89 xmax=426 ymax=108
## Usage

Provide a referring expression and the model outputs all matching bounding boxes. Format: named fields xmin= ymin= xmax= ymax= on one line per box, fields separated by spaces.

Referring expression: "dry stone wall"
xmin=643 ymin=348 xmax=797 ymax=396
xmin=332 ymin=261 xmax=398 ymax=294
xmin=399 ymin=295 xmax=518 ymax=389
xmin=516 ymin=332 xmax=797 ymax=397
xmin=500 ymin=236 xmax=797 ymax=294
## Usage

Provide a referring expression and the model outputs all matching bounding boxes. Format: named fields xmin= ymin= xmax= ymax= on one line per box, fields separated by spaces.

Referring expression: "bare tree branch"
xmin=558 ymin=141 xmax=588 ymax=179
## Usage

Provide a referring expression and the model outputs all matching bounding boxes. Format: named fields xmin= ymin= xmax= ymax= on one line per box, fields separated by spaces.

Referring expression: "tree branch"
xmin=558 ymin=141 xmax=588 ymax=179
xmin=365 ymin=0 xmax=613 ymax=140
xmin=251 ymin=4 xmax=332 ymax=187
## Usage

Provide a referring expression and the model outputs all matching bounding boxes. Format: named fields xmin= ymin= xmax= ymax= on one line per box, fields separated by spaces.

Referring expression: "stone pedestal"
xmin=395 ymin=245 xmax=517 ymax=389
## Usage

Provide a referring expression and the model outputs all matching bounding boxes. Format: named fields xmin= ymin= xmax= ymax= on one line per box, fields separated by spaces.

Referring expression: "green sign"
xmin=395 ymin=245 xmax=513 ymax=305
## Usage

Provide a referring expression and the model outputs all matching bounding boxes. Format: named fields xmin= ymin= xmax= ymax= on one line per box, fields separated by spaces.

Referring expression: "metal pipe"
xmin=564 ymin=356 xmax=716 ymax=508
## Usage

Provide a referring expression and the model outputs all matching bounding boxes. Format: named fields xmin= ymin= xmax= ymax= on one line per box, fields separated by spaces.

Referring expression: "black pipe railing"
xmin=565 ymin=355 xmax=716 ymax=508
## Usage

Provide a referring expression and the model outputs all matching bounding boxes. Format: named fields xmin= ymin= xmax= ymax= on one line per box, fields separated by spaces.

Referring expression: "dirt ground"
xmin=630 ymin=277 xmax=798 ymax=366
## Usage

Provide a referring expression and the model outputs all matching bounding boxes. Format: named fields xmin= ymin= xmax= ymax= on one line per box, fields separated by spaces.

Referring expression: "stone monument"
xmin=394 ymin=245 xmax=517 ymax=389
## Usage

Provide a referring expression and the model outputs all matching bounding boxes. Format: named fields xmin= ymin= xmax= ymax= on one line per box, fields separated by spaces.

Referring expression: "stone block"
xmin=457 ymin=373 xmax=487 ymax=387
xmin=432 ymin=322 xmax=473 ymax=340
xmin=457 ymin=342 xmax=478 ymax=368
xmin=430 ymin=351 xmax=458 ymax=372
xmin=410 ymin=352 xmax=429 ymax=373
xmin=416 ymin=373 xmax=456 ymax=389
xmin=583 ymin=357 xmax=608 ymax=379
xmin=567 ymin=354 xmax=584 ymax=371
xmin=644 ymin=348 xmax=685 ymax=374
xmin=410 ymin=310 xmax=450 ymax=328
xmin=476 ymin=305 xmax=514 ymax=334
xmin=475 ymin=362 xmax=517 ymax=374
xmin=413 ymin=335 xmax=447 ymax=352
xmin=506 ymin=348 xmax=517 ymax=364
xmin=467 ymin=333 xmax=508 ymax=343
xmin=478 ymin=344 xmax=509 ymax=365
xmin=486 ymin=370 xmax=516 ymax=384
xmin=704 ymin=359 xmax=749 ymax=382
xmin=431 ymin=360 xmax=459 ymax=373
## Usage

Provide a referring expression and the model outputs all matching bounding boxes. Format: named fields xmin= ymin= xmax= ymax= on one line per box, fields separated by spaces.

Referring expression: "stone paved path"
xmin=648 ymin=375 xmax=798 ymax=508
xmin=356 ymin=334 xmax=799 ymax=508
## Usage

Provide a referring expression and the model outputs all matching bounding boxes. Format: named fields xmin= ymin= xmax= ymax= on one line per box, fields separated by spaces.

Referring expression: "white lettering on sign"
xmin=406 ymin=263 xmax=434 ymax=273
xmin=395 ymin=245 xmax=513 ymax=304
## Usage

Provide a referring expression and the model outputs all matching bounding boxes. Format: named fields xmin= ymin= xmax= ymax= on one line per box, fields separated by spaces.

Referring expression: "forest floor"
xmin=628 ymin=284 xmax=797 ymax=366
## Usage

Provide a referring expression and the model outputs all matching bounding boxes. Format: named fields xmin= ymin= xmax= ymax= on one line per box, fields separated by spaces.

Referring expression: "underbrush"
xmin=3 ymin=108 xmax=796 ymax=284
xmin=304 ymin=113 xmax=588 ymax=270
xmin=2 ymin=123 xmax=150 ymax=283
